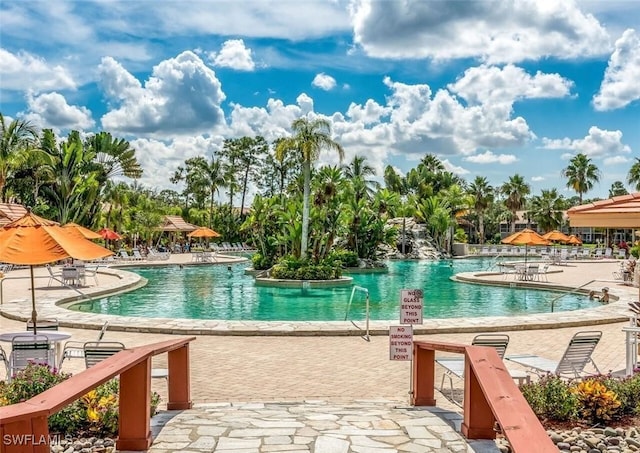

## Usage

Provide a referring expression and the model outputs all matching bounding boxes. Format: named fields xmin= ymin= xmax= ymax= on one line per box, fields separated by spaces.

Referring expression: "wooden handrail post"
xmin=462 ymin=351 xmax=497 ymax=439
xmin=117 ymin=358 xmax=152 ymax=451
xmin=412 ymin=345 xmax=436 ymax=406
xmin=167 ymin=344 xmax=192 ymax=410
xmin=1 ymin=415 xmax=49 ymax=453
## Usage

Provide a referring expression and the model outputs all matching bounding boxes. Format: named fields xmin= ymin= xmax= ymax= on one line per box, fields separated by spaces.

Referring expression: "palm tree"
xmin=528 ymin=189 xmax=565 ymax=232
xmin=85 ymin=132 xmax=142 ymax=182
xmin=501 ymin=174 xmax=530 ymax=233
xmin=628 ymin=158 xmax=640 ymax=192
xmin=0 ymin=113 xmax=38 ymax=201
xmin=275 ymin=117 xmax=344 ymax=259
xmin=383 ymin=165 xmax=406 ymax=194
xmin=609 ymin=181 xmax=629 ymax=198
xmin=468 ymin=177 xmax=494 ymax=244
xmin=342 ymin=155 xmax=379 ymax=201
xmin=562 ymin=153 xmax=600 ymax=203
xmin=236 ymin=136 xmax=268 ymax=217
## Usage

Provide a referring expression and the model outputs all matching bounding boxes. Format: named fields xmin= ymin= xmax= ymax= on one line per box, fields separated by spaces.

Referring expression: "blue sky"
xmin=1 ymin=0 xmax=639 ymax=200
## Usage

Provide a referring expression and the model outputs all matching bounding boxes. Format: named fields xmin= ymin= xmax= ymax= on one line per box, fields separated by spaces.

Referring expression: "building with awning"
xmin=567 ymin=193 xmax=640 ymax=228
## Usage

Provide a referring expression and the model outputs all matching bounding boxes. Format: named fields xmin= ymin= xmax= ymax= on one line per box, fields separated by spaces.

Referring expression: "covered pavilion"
xmin=156 ymin=215 xmax=199 ymax=252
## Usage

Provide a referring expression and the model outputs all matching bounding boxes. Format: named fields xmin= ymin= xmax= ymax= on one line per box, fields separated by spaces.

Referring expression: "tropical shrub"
xmin=520 ymin=375 xmax=578 ymax=421
xmin=630 ymin=246 xmax=640 ymax=259
xmin=0 ymin=364 xmax=161 ymax=435
xmin=252 ymin=252 xmax=274 ymax=270
xmin=270 ymin=255 xmax=342 ymax=280
xmin=327 ymin=249 xmax=359 ymax=268
xmin=596 ymin=373 xmax=640 ymax=416
xmin=570 ymin=379 xmax=621 ymax=424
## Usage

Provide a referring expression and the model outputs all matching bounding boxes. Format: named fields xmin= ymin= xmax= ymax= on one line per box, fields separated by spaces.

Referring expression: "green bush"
xmin=270 ymin=255 xmax=342 ymax=280
xmin=520 ymin=375 xmax=578 ymax=421
xmin=600 ymin=373 xmax=640 ymax=416
xmin=252 ymin=252 xmax=274 ymax=270
xmin=327 ymin=249 xmax=359 ymax=268
xmin=0 ymin=364 xmax=162 ymax=436
xmin=630 ymin=246 xmax=640 ymax=259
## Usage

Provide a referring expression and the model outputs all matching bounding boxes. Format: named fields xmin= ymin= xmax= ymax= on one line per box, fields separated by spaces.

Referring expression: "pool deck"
xmin=0 ymin=254 xmax=637 ymax=452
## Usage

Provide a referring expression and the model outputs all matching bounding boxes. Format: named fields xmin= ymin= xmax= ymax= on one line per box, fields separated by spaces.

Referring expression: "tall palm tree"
xmin=628 ymin=157 xmax=640 ymax=192
xmin=501 ymin=174 xmax=530 ymax=233
xmin=528 ymin=189 xmax=565 ymax=232
xmin=236 ymin=136 xmax=268 ymax=217
xmin=85 ymin=132 xmax=143 ymax=182
xmin=275 ymin=117 xmax=344 ymax=259
xmin=0 ymin=113 xmax=38 ymax=201
xmin=562 ymin=153 xmax=600 ymax=203
xmin=342 ymin=155 xmax=379 ymax=201
xmin=468 ymin=176 xmax=494 ymax=244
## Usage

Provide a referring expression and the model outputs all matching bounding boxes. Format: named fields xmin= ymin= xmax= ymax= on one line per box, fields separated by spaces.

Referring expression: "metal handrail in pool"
xmin=345 ymin=285 xmax=370 ymax=341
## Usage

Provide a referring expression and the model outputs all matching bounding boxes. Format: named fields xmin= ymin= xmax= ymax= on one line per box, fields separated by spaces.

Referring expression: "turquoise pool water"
xmin=70 ymin=260 xmax=599 ymax=321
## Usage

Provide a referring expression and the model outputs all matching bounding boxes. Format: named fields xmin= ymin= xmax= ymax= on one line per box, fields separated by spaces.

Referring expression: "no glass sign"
xmin=400 ymin=289 xmax=423 ymax=325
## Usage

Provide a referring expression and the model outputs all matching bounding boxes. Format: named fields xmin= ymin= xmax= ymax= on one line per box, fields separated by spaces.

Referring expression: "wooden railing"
xmin=0 ymin=337 xmax=195 ymax=453
xmin=412 ymin=340 xmax=557 ymax=452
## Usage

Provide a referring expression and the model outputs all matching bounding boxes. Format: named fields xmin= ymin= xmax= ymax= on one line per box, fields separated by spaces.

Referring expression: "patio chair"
xmin=10 ymin=335 xmax=52 ymax=375
xmin=132 ymin=249 xmax=146 ymax=261
xmin=118 ymin=249 xmax=133 ymax=261
xmin=436 ymin=334 xmax=529 ymax=402
xmin=26 ymin=318 xmax=59 ymax=331
xmin=506 ymin=330 xmax=602 ymax=378
xmin=46 ymin=264 xmax=64 ymax=286
xmin=0 ymin=345 xmax=8 ymax=376
xmin=84 ymin=341 xmax=125 ymax=368
xmin=60 ymin=321 xmax=109 ymax=366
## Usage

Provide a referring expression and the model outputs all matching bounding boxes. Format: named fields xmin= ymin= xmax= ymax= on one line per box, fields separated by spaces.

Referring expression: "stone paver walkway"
xmin=149 ymin=401 xmax=498 ymax=453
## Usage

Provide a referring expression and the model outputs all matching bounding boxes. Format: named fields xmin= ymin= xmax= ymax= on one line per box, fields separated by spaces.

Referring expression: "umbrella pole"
xmin=29 ymin=265 xmax=37 ymax=335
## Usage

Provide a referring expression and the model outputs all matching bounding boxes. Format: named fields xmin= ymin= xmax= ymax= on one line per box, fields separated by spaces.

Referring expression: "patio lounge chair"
xmin=0 ymin=345 xmax=8 ymax=376
xmin=60 ymin=321 xmax=109 ymax=366
xmin=506 ymin=330 xmax=602 ymax=378
xmin=10 ymin=335 xmax=52 ymax=375
xmin=26 ymin=318 xmax=59 ymax=331
xmin=84 ymin=341 xmax=125 ymax=368
xmin=436 ymin=334 xmax=529 ymax=402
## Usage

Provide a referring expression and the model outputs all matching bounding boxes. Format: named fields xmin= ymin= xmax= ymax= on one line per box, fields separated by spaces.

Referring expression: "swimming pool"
xmin=70 ymin=260 xmax=599 ymax=321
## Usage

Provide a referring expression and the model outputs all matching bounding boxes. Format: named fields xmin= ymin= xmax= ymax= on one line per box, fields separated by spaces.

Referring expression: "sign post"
xmin=400 ymin=289 xmax=423 ymax=325
xmin=389 ymin=325 xmax=413 ymax=361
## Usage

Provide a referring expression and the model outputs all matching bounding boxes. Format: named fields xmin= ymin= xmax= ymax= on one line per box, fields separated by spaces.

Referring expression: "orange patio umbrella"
xmin=187 ymin=227 xmax=221 ymax=238
xmin=97 ymin=227 xmax=122 ymax=240
xmin=542 ymin=230 xmax=571 ymax=243
xmin=566 ymin=235 xmax=583 ymax=245
xmin=501 ymin=228 xmax=550 ymax=265
xmin=62 ymin=222 xmax=103 ymax=240
xmin=0 ymin=210 xmax=113 ymax=333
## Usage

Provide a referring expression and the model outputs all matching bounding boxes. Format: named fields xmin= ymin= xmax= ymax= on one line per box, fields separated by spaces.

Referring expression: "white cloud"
xmin=0 ymin=48 xmax=76 ymax=92
xmin=449 ymin=64 xmax=573 ymax=106
xmin=350 ymin=0 xmax=610 ymax=63
xmin=312 ymin=73 xmax=337 ymax=91
xmin=209 ymin=39 xmax=255 ymax=71
xmin=531 ymin=176 xmax=544 ymax=182
xmin=346 ymin=99 xmax=390 ymax=125
xmin=22 ymin=92 xmax=94 ymax=132
xmin=603 ymin=155 xmax=632 ymax=165
xmin=464 ymin=151 xmax=518 ymax=164
xmin=99 ymin=51 xmax=226 ymax=137
xmin=442 ymin=159 xmax=469 ymax=176
xmin=593 ymin=29 xmax=640 ymax=111
xmin=541 ymin=126 xmax=631 ymax=157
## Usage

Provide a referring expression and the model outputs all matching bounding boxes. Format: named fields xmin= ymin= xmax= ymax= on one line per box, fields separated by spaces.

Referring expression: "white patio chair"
xmin=46 ymin=264 xmax=64 ymax=286
xmin=84 ymin=341 xmax=125 ymax=368
xmin=60 ymin=321 xmax=109 ymax=366
xmin=132 ymin=249 xmax=145 ymax=261
xmin=0 ymin=345 xmax=8 ymax=376
xmin=506 ymin=330 xmax=602 ymax=379
xmin=10 ymin=335 xmax=52 ymax=375
xmin=436 ymin=334 xmax=529 ymax=403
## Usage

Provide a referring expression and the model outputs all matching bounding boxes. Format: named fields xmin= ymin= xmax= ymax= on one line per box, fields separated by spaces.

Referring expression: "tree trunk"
xmin=209 ymin=190 xmax=214 ymax=228
xmin=301 ymin=160 xmax=311 ymax=259
xmin=479 ymin=214 xmax=485 ymax=244
xmin=240 ymin=166 xmax=250 ymax=218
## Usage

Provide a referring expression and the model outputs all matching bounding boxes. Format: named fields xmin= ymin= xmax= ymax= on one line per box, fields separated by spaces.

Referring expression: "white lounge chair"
xmin=506 ymin=330 xmax=602 ymax=378
xmin=84 ymin=341 xmax=125 ymax=368
xmin=10 ymin=335 xmax=52 ymax=375
xmin=60 ymin=321 xmax=109 ymax=366
xmin=436 ymin=334 xmax=529 ymax=403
